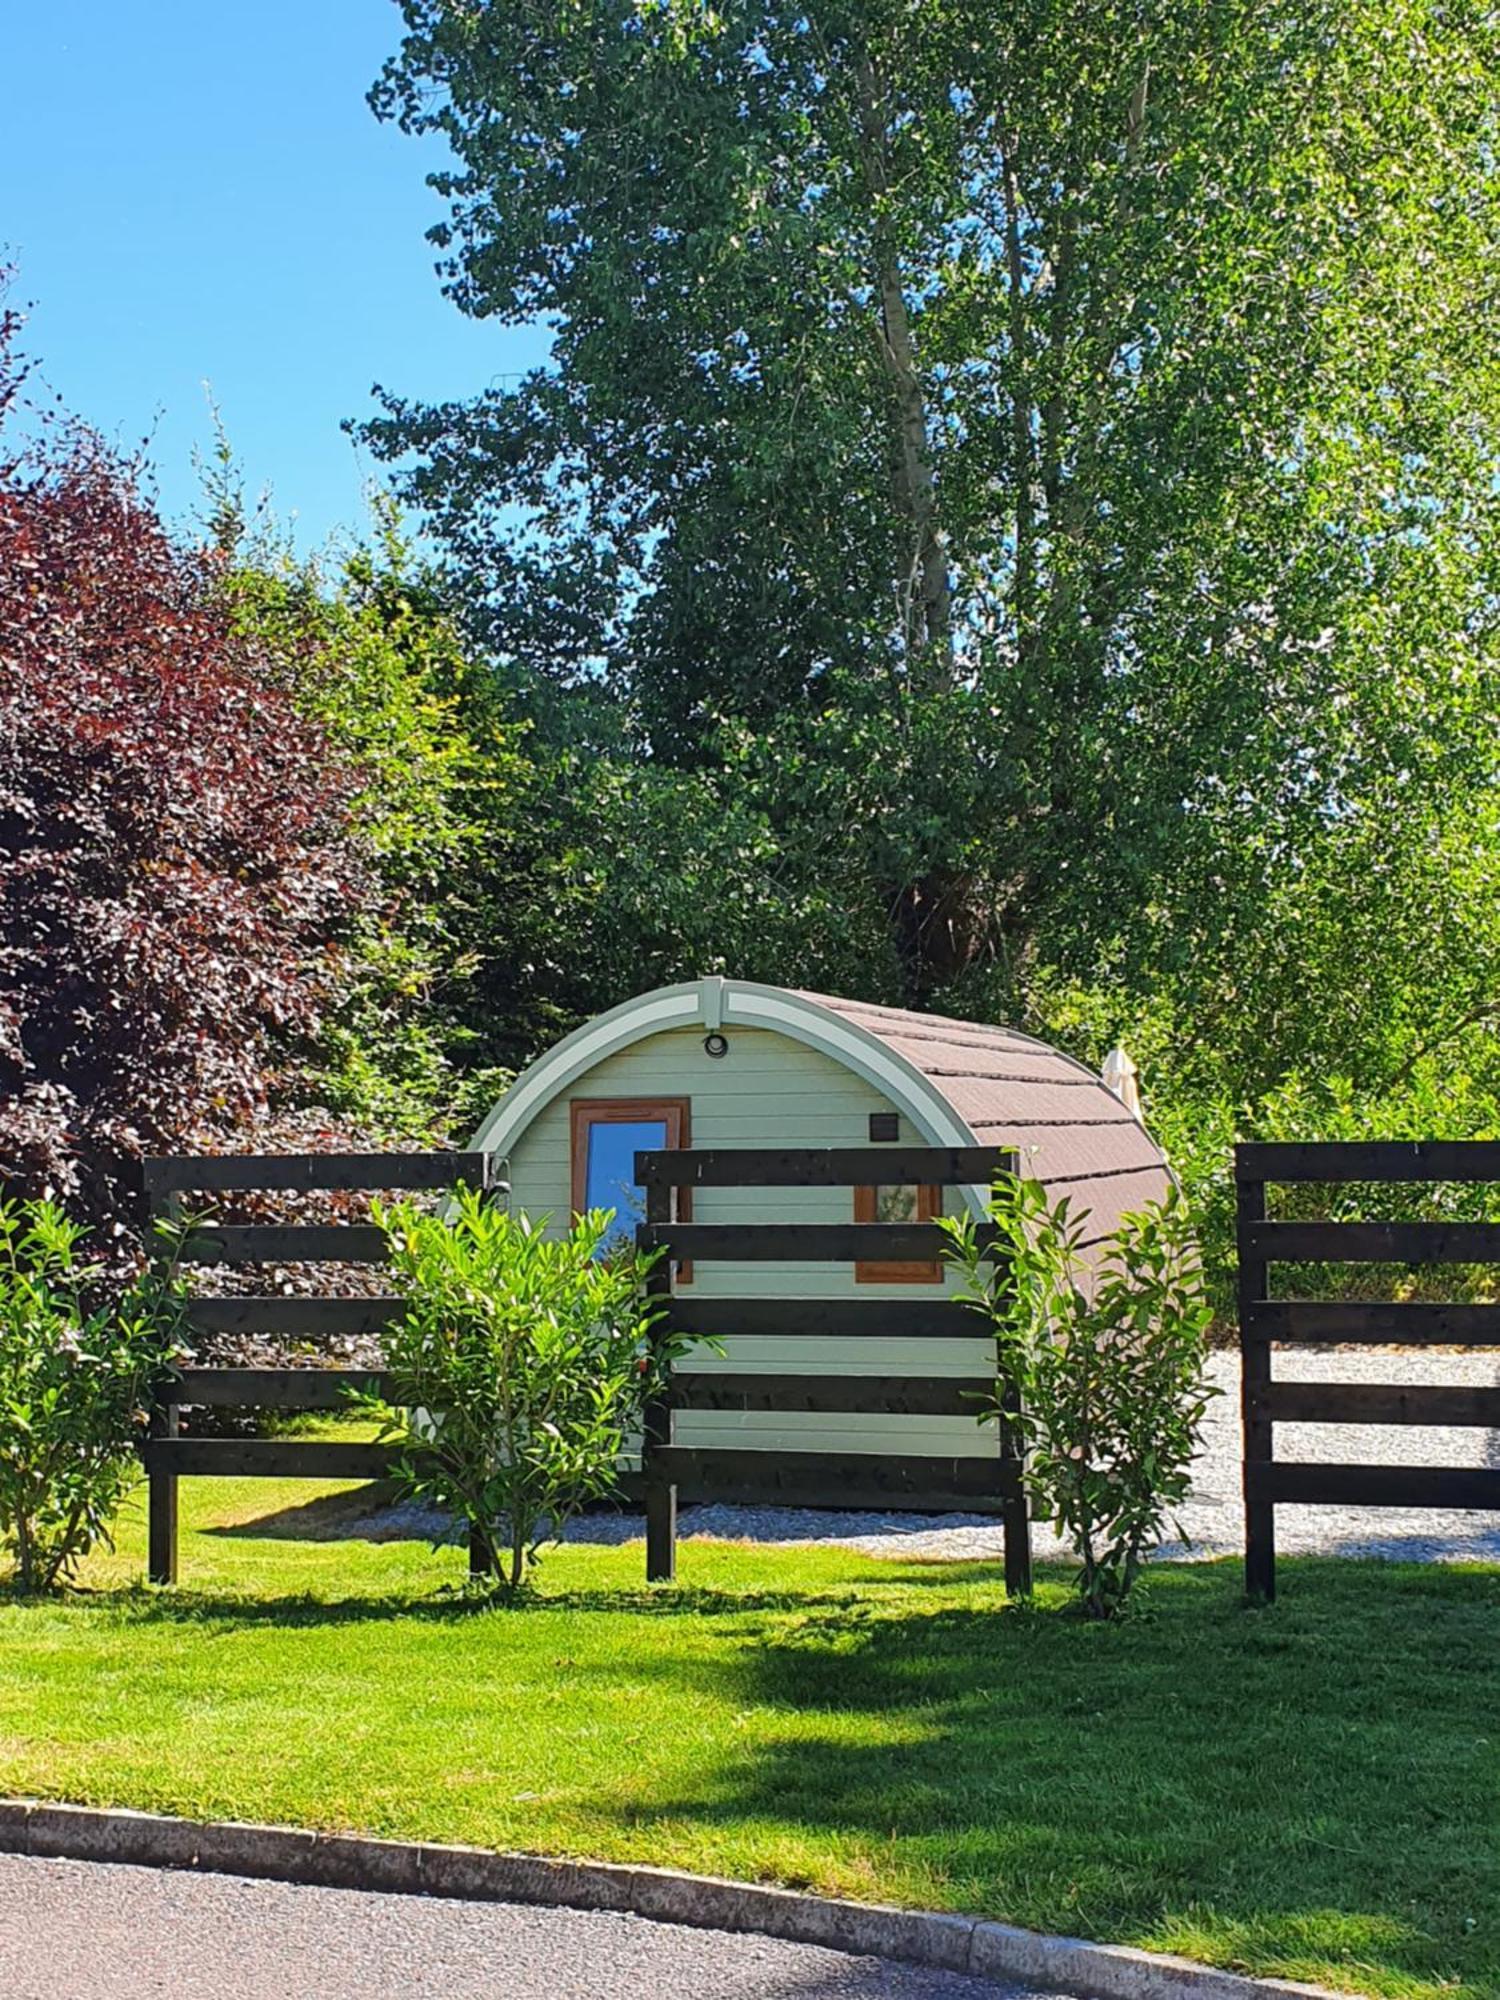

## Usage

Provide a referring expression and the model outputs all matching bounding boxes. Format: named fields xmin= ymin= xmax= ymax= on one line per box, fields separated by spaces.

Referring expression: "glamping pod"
xmin=470 ymin=979 xmax=1172 ymax=1466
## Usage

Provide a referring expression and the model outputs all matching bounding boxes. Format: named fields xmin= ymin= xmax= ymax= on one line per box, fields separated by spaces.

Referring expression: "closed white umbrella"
xmin=1101 ymin=1045 xmax=1142 ymax=1120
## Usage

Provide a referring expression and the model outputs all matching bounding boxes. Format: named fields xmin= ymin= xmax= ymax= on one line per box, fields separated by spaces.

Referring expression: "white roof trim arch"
xmin=467 ymin=977 xmax=993 ymax=1218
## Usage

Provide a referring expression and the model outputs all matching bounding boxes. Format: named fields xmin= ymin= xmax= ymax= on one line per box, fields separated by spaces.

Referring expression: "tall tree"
xmin=364 ymin=0 xmax=1499 ymax=1012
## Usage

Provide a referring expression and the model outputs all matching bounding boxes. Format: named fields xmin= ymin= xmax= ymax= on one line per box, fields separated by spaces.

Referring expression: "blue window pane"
xmin=585 ymin=1119 xmax=668 ymax=1253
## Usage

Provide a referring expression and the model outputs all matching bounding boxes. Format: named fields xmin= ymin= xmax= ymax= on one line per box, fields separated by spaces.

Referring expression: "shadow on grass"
xmin=203 ymin=1486 xmax=649 ymax=1547
xmin=199 ymin=1483 xmax=437 ymax=1543
xmin=52 ymin=1580 xmax=876 ymax=1630
xmin=591 ymin=1560 xmax=1500 ymax=1994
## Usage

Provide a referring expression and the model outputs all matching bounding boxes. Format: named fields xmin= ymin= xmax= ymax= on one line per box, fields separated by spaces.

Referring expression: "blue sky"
xmin=4 ymin=2 xmax=550 ymax=551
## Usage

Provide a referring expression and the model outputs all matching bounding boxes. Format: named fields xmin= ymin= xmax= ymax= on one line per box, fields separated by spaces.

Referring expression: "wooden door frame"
xmin=570 ymin=1096 xmax=693 ymax=1280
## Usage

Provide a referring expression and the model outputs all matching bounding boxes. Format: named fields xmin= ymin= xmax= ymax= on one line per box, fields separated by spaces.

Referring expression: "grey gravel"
xmin=362 ymin=1350 xmax=1500 ymax=1568
xmin=0 ymin=1854 xmax=1053 ymax=2000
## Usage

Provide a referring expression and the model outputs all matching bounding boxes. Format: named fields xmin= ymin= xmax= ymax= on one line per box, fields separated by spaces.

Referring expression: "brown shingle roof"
xmin=795 ymin=990 xmax=1172 ymax=1247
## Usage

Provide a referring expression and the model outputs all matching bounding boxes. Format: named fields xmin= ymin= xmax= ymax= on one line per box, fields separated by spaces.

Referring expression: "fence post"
xmin=998 ymin=1376 xmax=1032 ymax=1598
xmin=466 ymin=1154 xmax=502 ymax=1579
xmin=147 ymin=1393 xmax=179 ymax=1586
xmin=641 ymin=1177 xmax=677 ymax=1584
xmin=1237 ymin=1156 xmax=1275 ymax=1602
xmin=144 ymin=1170 xmax=180 ymax=1587
xmin=990 ymin=1158 xmax=1031 ymax=1597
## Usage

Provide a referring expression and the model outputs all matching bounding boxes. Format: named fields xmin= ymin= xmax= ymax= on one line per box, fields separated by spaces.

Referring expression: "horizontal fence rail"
xmin=1236 ymin=1139 xmax=1500 ymax=1600
xmin=144 ymin=1151 xmax=493 ymax=1195
xmin=180 ymin=1224 xmax=390 ymax=1265
xmin=181 ymin=1297 xmax=406 ymax=1338
xmin=162 ymin=1368 xmax=392 ymax=1410
xmin=1247 ymin=1463 xmax=1500 ymax=1509
xmin=1245 ymin=1219 xmax=1500 ymax=1264
xmin=670 ymin=1373 xmax=992 ymax=1417
xmin=1260 ymin=1381 xmax=1500 ymax=1427
xmin=648 ymin=1448 xmax=1019 ymax=1515
xmin=659 ymin=1297 xmax=984 ymax=1341
xmin=1243 ymin=1300 xmax=1500 ymax=1345
xmin=141 ymin=1149 xmax=495 ymax=1586
xmin=636 ymin=1146 xmax=1017 ymax=1189
xmin=141 ymin=1439 xmax=399 ymax=1482
xmin=634 ymin=1145 xmax=1029 ymax=1595
xmin=1238 ymin=1140 xmax=1500 ymax=1183
xmin=636 ymin=1221 xmax=1000 ymax=1264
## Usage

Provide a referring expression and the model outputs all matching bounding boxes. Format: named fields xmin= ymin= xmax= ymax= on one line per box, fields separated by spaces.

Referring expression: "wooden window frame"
xmin=854 ymin=1181 xmax=943 ymax=1284
xmin=570 ymin=1097 xmax=692 ymax=1282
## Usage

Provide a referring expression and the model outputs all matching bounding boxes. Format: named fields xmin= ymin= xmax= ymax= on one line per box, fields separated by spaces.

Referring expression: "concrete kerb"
xmin=0 ymin=1801 xmax=1354 ymax=2000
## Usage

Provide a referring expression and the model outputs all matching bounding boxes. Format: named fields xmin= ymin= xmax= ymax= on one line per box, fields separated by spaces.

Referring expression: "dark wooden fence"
xmin=1237 ymin=1140 xmax=1500 ymax=1599
xmin=143 ymin=1144 xmax=1024 ymax=1592
xmin=634 ymin=1145 xmax=1030 ymax=1595
xmin=142 ymin=1150 xmax=496 ymax=1584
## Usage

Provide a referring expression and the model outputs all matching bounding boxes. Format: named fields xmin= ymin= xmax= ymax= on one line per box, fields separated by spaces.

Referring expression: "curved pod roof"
xmin=470 ymin=977 xmax=1170 ymax=1242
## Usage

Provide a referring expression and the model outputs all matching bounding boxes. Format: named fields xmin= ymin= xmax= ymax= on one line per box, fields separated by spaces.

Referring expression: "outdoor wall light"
xmin=703 ymin=1031 xmax=729 ymax=1058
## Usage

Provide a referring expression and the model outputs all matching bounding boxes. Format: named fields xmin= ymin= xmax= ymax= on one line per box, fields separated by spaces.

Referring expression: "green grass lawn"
xmin=2 ymin=1474 xmax=1497 ymax=2000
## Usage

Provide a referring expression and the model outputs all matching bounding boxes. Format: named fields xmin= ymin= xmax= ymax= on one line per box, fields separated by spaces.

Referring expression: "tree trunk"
xmin=1000 ymin=133 xmax=1037 ymax=650
xmin=852 ymin=50 xmax=977 ymax=1008
xmin=887 ymin=868 xmax=987 ymax=1008
xmin=853 ymin=54 xmax=953 ymax=678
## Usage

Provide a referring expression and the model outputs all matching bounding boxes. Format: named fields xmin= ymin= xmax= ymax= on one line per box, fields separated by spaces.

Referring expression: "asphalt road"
xmin=0 ymin=1854 xmax=1059 ymax=1999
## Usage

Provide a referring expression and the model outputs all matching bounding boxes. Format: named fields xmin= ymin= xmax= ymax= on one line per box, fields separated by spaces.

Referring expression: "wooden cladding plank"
xmin=184 ymin=1297 xmax=404 ymax=1337
xmin=638 ymin=1222 xmax=997 ymax=1264
xmin=1237 ymin=1140 xmax=1500 ymax=1185
xmin=1244 ymin=1220 xmax=1500 ymax=1265
xmin=670 ymin=1374 xmax=993 ymax=1417
xmin=652 ymin=1447 xmax=1017 ymax=1513
xmin=661 ymin=1298 xmax=987 ymax=1341
xmin=145 ymin=1152 xmax=490 ymax=1197
xmin=180 ymin=1225 xmax=388 ymax=1266
xmin=141 ymin=1440 xmax=399 ymax=1480
xmin=1249 ymin=1461 xmax=1500 ymax=1510
xmin=160 ymin=1369 xmax=390 ymax=1410
xmin=636 ymin=1146 xmax=1017 ymax=1189
xmin=1261 ymin=1381 xmax=1500 ymax=1427
xmin=1244 ymin=1300 xmax=1500 ymax=1346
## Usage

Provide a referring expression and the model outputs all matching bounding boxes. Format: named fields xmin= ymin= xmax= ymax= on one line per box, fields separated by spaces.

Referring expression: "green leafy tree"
xmin=207 ymin=486 xmax=567 ymax=1129
xmin=368 ymin=1190 xmax=687 ymax=1590
xmin=944 ymin=1177 xmax=1213 ymax=1618
xmin=363 ymin=0 xmax=1499 ymax=1022
xmin=0 ymin=1200 xmax=187 ymax=1595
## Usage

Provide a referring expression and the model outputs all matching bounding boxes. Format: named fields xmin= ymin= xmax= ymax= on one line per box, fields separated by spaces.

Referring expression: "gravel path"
xmin=0 ymin=1855 xmax=1053 ymax=2000
xmin=358 ymin=1351 xmax=1500 ymax=1568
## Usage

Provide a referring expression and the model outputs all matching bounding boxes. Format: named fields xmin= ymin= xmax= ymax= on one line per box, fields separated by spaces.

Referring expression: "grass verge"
xmin=2 ymin=1473 xmax=1496 ymax=1999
